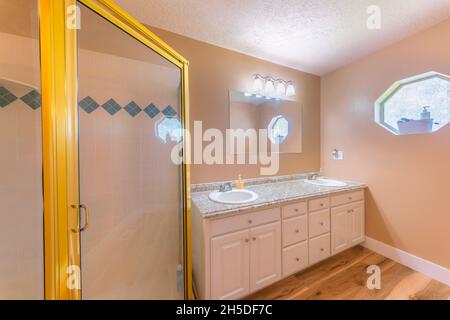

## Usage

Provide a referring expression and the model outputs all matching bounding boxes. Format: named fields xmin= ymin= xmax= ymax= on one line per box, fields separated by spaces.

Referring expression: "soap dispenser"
xmin=235 ymin=174 xmax=244 ymax=189
xmin=421 ymin=106 xmax=431 ymax=120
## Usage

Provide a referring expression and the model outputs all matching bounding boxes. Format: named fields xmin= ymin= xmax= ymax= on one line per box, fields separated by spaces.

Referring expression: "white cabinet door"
xmin=331 ymin=204 xmax=351 ymax=255
xmin=211 ymin=229 xmax=250 ymax=300
xmin=331 ymin=201 xmax=365 ymax=255
xmin=349 ymin=201 xmax=365 ymax=245
xmin=250 ymin=221 xmax=282 ymax=292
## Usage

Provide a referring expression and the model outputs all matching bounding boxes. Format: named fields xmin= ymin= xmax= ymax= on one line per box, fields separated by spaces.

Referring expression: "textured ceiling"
xmin=115 ymin=0 xmax=450 ymax=75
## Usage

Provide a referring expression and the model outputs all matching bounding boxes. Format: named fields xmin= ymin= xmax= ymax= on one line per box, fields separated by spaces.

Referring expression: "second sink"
xmin=305 ymin=178 xmax=347 ymax=187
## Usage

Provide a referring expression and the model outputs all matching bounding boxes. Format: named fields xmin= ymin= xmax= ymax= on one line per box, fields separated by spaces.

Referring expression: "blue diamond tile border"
xmin=0 ymin=86 xmax=179 ymax=120
xmin=144 ymin=103 xmax=160 ymax=118
xmin=162 ymin=105 xmax=177 ymax=117
xmin=124 ymin=101 xmax=142 ymax=117
xmin=102 ymin=98 xmax=121 ymax=116
xmin=0 ymin=86 xmax=18 ymax=108
xmin=79 ymin=96 xmax=99 ymax=113
xmin=20 ymin=90 xmax=41 ymax=110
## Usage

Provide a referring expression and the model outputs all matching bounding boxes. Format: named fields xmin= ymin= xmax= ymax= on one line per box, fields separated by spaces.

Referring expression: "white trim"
xmin=363 ymin=237 xmax=450 ymax=286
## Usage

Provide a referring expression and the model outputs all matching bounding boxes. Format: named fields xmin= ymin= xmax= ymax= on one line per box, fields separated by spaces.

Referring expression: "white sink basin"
xmin=209 ymin=189 xmax=258 ymax=204
xmin=305 ymin=178 xmax=347 ymax=187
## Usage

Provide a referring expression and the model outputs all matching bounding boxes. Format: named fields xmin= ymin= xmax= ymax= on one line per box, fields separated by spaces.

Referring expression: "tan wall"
xmin=151 ymin=27 xmax=321 ymax=184
xmin=321 ymin=19 xmax=450 ymax=269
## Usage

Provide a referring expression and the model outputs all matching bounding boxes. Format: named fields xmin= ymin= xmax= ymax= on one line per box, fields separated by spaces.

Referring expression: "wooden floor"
xmin=246 ymin=246 xmax=450 ymax=300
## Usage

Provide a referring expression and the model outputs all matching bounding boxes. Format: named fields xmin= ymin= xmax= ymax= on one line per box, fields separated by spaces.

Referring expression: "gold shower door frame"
xmin=40 ymin=0 xmax=191 ymax=300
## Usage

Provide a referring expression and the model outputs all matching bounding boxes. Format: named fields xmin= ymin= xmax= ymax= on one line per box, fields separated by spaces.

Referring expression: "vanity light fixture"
xmin=286 ymin=81 xmax=296 ymax=97
xmin=252 ymin=74 xmax=265 ymax=93
xmin=275 ymin=80 xmax=286 ymax=96
xmin=264 ymin=79 xmax=275 ymax=95
xmin=252 ymin=74 xmax=295 ymax=98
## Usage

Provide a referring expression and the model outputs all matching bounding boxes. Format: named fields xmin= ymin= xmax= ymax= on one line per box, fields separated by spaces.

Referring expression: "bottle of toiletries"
xmin=235 ymin=174 xmax=244 ymax=189
xmin=421 ymin=106 xmax=431 ymax=120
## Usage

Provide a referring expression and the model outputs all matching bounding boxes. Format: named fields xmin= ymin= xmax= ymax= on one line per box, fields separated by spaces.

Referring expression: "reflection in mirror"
xmin=268 ymin=115 xmax=289 ymax=144
xmin=156 ymin=117 xmax=183 ymax=143
xmin=229 ymin=90 xmax=302 ymax=154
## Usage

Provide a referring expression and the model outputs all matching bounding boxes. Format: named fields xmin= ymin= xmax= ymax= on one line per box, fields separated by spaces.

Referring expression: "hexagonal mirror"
xmin=268 ymin=115 xmax=289 ymax=144
xmin=375 ymin=72 xmax=450 ymax=135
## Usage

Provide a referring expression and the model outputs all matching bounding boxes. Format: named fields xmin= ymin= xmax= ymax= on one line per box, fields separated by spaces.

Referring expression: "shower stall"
xmin=0 ymin=0 xmax=191 ymax=300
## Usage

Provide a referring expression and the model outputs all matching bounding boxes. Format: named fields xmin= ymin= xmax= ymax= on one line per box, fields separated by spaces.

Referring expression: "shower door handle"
xmin=71 ymin=204 xmax=90 ymax=232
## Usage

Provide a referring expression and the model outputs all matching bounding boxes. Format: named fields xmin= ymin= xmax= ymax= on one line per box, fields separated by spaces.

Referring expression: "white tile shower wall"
xmin=0 ymin=80 xmax=43 ymax=298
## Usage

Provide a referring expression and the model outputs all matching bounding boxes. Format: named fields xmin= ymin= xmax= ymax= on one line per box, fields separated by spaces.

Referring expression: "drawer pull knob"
xmin=295 ymin=229 xmax=300 ymax=233
xmin=349 ymin=197 xmax=353 ymax=200
xmin=244 ymin=238 xmax=249 ymax=243
xmin=252 ymin=237 xmax=256 ymax=241
xmin=320 ymin=203 xmax=324 ymax=206
xmin=248 ymin=219 xmax=252 ymax=224
xmin=296 ymin=258 xmax=300 ymax=262
xmin=294 ymin=208 xmax=299 ymax=212
xmin=320 ymin=248 xmax=324 ymax=252
xmin=320 ymin=222 xmax=324 ymax=226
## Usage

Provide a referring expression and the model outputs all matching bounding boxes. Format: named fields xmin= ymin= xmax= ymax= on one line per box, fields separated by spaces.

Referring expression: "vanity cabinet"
xmin=210 ymin=211 xmax=281 ymax=300
xmin=331 ymin=200 xmax=365 ymax=255
xmin=249 ymin=222 xmax=282 ymax=292
xmin=192 ymin=188 xmax=365 ymax=300
xmin=211 ymin=229 xmax=250 ymax=300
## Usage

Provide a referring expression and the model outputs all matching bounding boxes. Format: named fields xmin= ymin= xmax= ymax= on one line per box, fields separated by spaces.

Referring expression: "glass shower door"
xmin=76 ymin=3 xmax=186 ymax=299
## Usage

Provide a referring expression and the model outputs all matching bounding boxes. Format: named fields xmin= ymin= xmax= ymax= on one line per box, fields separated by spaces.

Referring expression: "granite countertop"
xmin=191 ymin=178 xmax=366 ymax=218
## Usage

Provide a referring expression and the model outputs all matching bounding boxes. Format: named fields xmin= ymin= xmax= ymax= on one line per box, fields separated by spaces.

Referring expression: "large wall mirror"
xmin=229 ymin=90 xmax=302 ymax=154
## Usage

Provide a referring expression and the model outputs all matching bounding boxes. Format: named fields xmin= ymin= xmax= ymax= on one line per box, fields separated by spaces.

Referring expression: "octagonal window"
xmin=375 ymin=72 xmax=450 ymax=135
xmin=268 ymin=115 xmax=289 ymax=144
xmin=156 ymin=117 xmax=182 ymax=143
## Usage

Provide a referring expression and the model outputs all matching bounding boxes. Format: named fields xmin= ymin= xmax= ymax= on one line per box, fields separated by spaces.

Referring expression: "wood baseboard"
xmin=363 ymin=237 xmax=450 ymax=286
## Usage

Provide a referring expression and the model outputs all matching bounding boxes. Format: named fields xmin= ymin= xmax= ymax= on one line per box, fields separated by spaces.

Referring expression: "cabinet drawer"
xmin=309 ymin=209 xmax=330 ymax=238
xmin=282 ymin=241 xmax=308 ymax=276
xmin=210 ymin=207 xmax=280 ymax=237
xmin=282 ymin=201 xmax=307 ymax=219
xmin=282 ymin=215 xmax=308 ymax=247
xmin=309 ymin=233 xmax=330 ymax=265
xmin=308 ymin=197 xmax=329 ymax=212
xmin=331 ymin=190 xmax=364 ymax=207
xmin=249 ymin=207 xmax=281 ymax=227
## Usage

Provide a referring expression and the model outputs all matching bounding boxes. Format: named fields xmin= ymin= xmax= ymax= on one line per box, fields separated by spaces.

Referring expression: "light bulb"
xmin=275 ymin=81 xmax=286 ymax=97
xmin=286 ymin=82 xmax=296 ymax=97
xmin=253 ymin=75 xmax=264 ymax=93
xmin=264 ymin=79 xmax=275 ymax=96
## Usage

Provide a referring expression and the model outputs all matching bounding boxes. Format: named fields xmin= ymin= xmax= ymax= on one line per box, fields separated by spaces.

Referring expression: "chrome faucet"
xmin=219 ymin=183 xmax=233 ymax=192
xmin=308 ymin=173 xmax=320 ymax=180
